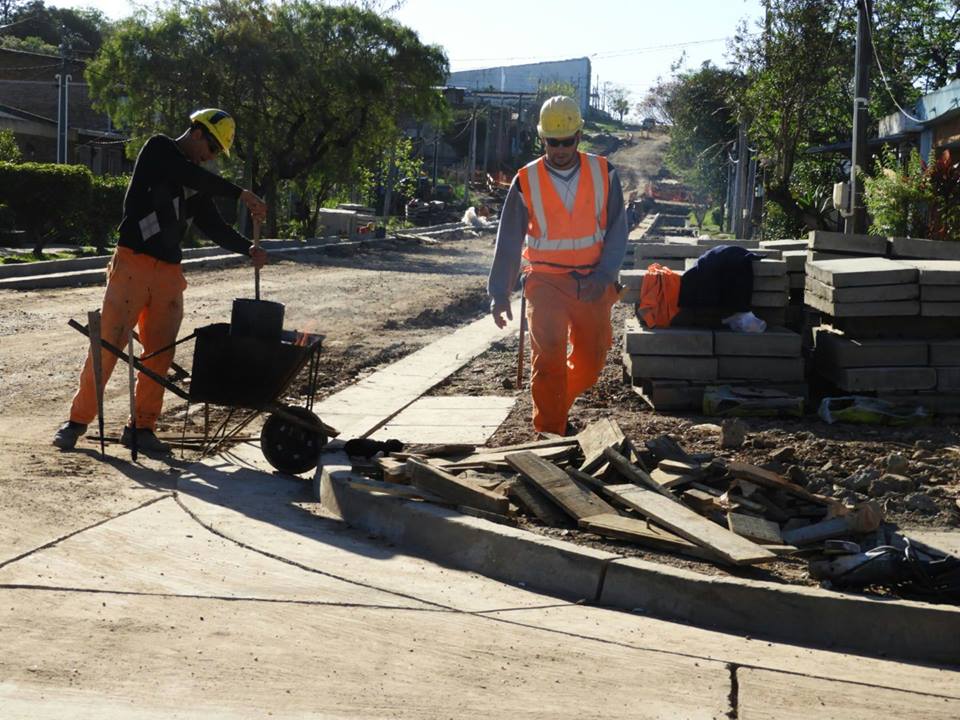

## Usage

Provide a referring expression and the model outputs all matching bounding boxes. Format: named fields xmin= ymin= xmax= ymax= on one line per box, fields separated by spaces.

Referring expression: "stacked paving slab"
xmin=622 ymin=317 xmax=805 ymax=410
xmin=620 ymin=257 xmax=804 ymax=411
xmin=808 ymin=254 xmax=960 ymax=414
xmin=759 ymin=238 xmax=809 ymax=329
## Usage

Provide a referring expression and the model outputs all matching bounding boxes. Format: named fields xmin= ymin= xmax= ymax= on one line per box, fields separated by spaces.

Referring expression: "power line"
xmin=864 ymin=5 xmax=925 ymax=124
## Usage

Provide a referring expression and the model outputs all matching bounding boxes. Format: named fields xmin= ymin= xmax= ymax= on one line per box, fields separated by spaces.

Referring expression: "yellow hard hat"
xmin=537 ymin=95 xmax=583 ymax=138
xmin=190 ymin=108 xmax=235 ymax=157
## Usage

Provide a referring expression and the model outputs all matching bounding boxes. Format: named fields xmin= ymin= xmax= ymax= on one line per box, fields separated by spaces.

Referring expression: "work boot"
xmin=120 ymin=425 xmax=170 ymax=454
xmin=52 ymin=420 xmax=88 ymax=449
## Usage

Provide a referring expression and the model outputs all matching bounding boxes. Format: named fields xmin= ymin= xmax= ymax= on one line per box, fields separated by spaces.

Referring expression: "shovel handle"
xmin=253 ymin=218 xmax=261 ymax=301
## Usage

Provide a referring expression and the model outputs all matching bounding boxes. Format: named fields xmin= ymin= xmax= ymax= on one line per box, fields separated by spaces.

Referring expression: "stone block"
xmin=890 ymin=237 xmax=960 ymax=261
xmin=753 ymin=275 xmax=789 ymax=292
xmin=753 ymin=307 xmax=787 ymax=326
xmin=807 ymin=250 xmax=867 ymax=262
xmin=714 ymin=327 xmax=801 ymax=357
xmin=814 ymin=330 xmax=928 ymax=368
xmin=782 ymin=250 xmax=808 ymax=272
xmin=636 ymin=256 xmax=685 ymax=271
xmin=618 ymin=268 xmax=647 ymax=289
xmin=804 ymin=276 xmax=918 ymax=303
xmin=938 ymin=367 xmax=960 ymax=391
xmin=622 ymin=352 xmax=718 ymax=381
xmin=751 ymin=291 xmax=788 ymax=308
xmin=808 ymin=230 xmax=888 ymax=256
xmin=921 ymin=285 xmax=960 ymax=301
xmin=921 ymin=302 xmax=960 ymax=317
xmin=635 ymin=243 xmax=705 ymax=259
xmin=805 ymin=292 xmax=919 ymax=318
xmin=805 ymin=257 xmax=917 ymax=288
xmin=895 ymin=259 xmax=960 ymax=285
xmin=717 ymin=356 xmax=805 ymax=382
xmin=788 ymin=272 xmax=805 ymax=290
xmin=830 ymin=315 xmax=959 ymax=339
xmin=819 ymin=366 xmax=937 ymax=392
xmin=759 ymin=239 xmax=808 ymax=252
xmin=623 ymin=318 xmax=713 ymax=355
xmin=930 ymin=340 xmax=960 ymax=366
xmin=632 ymin=380 xmax=703 ymax=411
xmin=752 ymin=259 xmax=787 ymax=276
xmin=877 ymin=391 xmax=960 ymax=415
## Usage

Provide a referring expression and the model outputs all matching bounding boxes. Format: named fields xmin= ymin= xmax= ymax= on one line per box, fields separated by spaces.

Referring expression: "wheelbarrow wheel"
xmin=260 ymin=405 xmax=327 ymax=475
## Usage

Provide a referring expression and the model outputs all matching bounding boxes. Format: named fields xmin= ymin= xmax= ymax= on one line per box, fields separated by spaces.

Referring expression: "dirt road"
xmin=0 ymin=236 xmax=499 ymax=559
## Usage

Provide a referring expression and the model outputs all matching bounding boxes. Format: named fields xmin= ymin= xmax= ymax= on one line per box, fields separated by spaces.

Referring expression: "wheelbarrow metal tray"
xmin=190 ymin=323 xmax=322 ymax=408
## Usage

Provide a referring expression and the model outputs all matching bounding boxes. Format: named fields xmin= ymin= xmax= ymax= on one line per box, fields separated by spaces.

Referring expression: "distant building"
xmin=0 ymin=47 xmax=129 ymax=174
xmin=448 ymin=57 xmax=591 ymax=115
xmin=877 ymin=79 xmax=960 ymax=159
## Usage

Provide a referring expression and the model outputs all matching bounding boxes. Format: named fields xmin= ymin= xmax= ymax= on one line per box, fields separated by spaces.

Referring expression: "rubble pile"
xmin=347 ymin=419 xmax=959 ymax=599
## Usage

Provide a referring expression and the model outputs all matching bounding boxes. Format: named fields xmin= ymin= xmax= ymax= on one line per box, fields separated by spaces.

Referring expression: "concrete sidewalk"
xmin=0 ymin=445 xmax=956 ymax=718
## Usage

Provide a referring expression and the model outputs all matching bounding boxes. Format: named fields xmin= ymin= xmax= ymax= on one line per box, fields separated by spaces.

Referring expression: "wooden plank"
xmin=657 ymin=459 xmax=703 ymax=476
xmin=602 ymin=447 xmax=675 ymax=498
xmin=505 ymin=480 xmax=571 ymax=527
xmin=726 ymin=512 xmax=783 ymax=543
xmin=483 ymin=437 xmax=579 ymax=453
xmin=725 ymin=461 xmax=835 ymax=506
xmin=604 ymin=483 xmax=776 ymax=565
xmin=577 ymin=419 xmax=626 ymax=472
xmin=578 ymin=513 xmax=720 ymax=562
xmin=376 ymin=457 xmax=408 ymax=482
xmin=406 ymin=458 xmax=510 ymax=514
xmin=650 ymin=467 xmax=699 ymax=490
xmin=505 ymin=451 xmax=617 ymax=520
xmin=442 ymin=443 xmax=574 ymax=471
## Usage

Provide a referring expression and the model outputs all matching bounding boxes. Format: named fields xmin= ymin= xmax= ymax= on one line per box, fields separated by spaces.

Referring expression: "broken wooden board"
xmin=725 ymin=461 xmax=835 ymax=506
xmin=505 ymin=451 xmax=617 ymax=520
xmin=650 ymin=467 xmax=699 ymax=490
xmin=577 ymin=419 xmax=626 ymax=473
xmin=376 ymin=457 xmax=408 ymax=482
xmin=658 ymin=458 xmax=703 ymax=476
xmin=406 ymin=458 xmax=510 ymax=515
xmin=442 ymin=443 xmax=574 ymax=471
xmin=505 ymin=479 xmax=571 ymax=527
xmin=603 ymin=447 xmax=674 ymax=498
xmin=578 ymin=513 xmax=720 ymax=562
xmin=727 ymin=512 xmax=783 ymax=544
xmin=603 ymin=483 xmax=776 ymax=565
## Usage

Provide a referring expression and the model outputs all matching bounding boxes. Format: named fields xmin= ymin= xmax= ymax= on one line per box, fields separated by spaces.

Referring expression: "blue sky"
xmin=51 ymin=0 xmax=764 ymax=117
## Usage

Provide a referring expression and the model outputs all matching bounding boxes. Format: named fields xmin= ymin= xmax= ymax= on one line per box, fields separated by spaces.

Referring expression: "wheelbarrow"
xmin=69 ymin=319 xmax=336 ymax=474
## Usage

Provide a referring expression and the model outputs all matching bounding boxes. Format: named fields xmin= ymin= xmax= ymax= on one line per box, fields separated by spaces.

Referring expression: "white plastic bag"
xmin=721 ymin=311 xmax=766 ymax=333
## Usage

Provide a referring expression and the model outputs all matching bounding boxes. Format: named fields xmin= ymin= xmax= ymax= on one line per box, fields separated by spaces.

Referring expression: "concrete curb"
xmin=0 ymin=234 xmax=428 ymax=291
xmin=316 ymin=463 xmax=960 ymax=666
xmin=316 ymin=454 xmax=617 ymax=602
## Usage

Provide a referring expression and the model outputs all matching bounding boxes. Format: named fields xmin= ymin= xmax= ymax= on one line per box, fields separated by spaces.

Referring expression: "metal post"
xmin=464 ymin=103 xmax=477 ymax=204
xmin=55 ymin=43 xmax=71 ymax=164
xmin=846 ymin=0 xmax=873 ymax=234
xmin=382 ymin=140 xmax=397 ymax=220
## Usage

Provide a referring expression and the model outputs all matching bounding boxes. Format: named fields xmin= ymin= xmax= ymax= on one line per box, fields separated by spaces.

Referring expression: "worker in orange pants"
xmin=68 ymin=248 xmax=186 ymax=435
xmin=488 ymin=96 xmax=627 ymax=435
xmin=53 ymin=108 xmax=267 ymax=452
xmin=524 ymin=273 xmax=619 ymax=434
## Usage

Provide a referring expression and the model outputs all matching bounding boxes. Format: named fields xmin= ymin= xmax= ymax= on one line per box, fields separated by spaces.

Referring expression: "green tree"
xmin=0 ymin=129 xmax=21 ymax=162
xmin=86 ymin=0 xmax=448 ymax=234
xmin=652 ymin=62 xmax=741 ymax=229
xmin=5 ymin=1 xmax=110 ymax=55
xmin=608 ymin=85 xmax=631 ymax=122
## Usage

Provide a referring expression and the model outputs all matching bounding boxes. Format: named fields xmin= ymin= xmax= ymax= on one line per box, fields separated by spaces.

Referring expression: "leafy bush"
xmin=0 ymin=129 xmax=21 ymax=162
xmin=927 ymin=149 xmax=960 ymax=241
xmin=86 ymin=174 xmax=129 ymax=252
xmin=0 ymin=163 xmax=92 ymax=256
xmin=863 ymin=148 xmax=931 ymax=238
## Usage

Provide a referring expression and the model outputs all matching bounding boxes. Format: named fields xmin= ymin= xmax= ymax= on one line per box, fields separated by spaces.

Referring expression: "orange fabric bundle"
xmin=639 ymin=263 xmax=681 ymax=328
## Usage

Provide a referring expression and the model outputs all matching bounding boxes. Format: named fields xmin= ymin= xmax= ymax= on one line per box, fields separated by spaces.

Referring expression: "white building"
xmin=448 ymin=57 xmax=592 ymax=114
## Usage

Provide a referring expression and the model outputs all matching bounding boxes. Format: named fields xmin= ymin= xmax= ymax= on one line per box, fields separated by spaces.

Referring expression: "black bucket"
xmin=231 ymin=298 xmax=285 ymax=343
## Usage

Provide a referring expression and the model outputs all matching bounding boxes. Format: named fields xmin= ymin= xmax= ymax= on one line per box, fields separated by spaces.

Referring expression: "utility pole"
xmin=54 ymin=33 xmax=72 ymax=164
xmin=846 ymin=0 xmax=873 ymax=234
xmin=464 ymin=103 xmax=478 ymax=204
xmin=481 ymin=104 xmax=491 ymax=178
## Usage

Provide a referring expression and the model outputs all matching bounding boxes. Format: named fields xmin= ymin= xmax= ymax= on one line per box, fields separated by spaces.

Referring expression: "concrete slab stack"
xmin=622 ymin=317 xmax=805 ymax=411
xmin=761 ymin=239 xmax=808 ymax=329
xmin=808 ymin=257 xmax=960 ymax=414
xmin=807 ymin=230 xmax=888 ymax=262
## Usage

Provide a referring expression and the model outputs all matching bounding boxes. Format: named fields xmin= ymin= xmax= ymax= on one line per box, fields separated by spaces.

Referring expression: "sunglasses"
xmin=545 ymin=136 xmax=577 ymax=148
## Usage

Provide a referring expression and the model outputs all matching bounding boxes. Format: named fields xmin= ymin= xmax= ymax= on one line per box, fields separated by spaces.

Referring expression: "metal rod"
xmin=516 ymin=294 xmax=527 ymax=389
xmin=127 ymin=329 xmax=137 ymax=462
xmin=87 ymin=310 xmax=105 ymax=459
xmin=253 ymin=218 xmax=261 ymax=301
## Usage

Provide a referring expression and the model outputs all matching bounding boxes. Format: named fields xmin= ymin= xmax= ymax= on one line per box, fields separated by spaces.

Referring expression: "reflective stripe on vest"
xmin=518 ymin=152 xmax=609 ymax=273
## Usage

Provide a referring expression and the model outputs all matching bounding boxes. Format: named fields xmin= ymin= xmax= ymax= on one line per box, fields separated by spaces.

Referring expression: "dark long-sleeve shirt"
xmin=118 ymin=134 xmax=250 ymax=264
xmin=487 ymin=157 xmax=627 ymax=303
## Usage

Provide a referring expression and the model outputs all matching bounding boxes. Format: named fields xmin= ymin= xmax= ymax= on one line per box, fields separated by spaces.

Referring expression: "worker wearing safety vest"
xmin=489 ymin=96 xmax=627 ymax=435
xmin=53 ymin=109 xmax=268 ymax=453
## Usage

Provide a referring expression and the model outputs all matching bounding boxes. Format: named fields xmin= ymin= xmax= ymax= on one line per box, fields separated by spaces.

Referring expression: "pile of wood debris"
xmin=352 ymin=419 xmax=898 ymax=573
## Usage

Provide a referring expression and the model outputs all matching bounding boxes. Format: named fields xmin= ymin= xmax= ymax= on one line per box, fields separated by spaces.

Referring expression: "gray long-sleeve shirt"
xmin=487 ymin=156 xmax=627 ymax=303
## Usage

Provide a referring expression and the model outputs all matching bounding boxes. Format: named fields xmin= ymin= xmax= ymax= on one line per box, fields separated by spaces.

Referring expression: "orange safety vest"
xmin=517 ymin=152 xmax=610 ymax=274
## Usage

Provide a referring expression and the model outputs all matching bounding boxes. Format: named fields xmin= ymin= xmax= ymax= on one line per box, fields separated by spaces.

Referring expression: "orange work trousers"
xmin=69 ymin=247 xmax=187 ymax=430
xmin=524 ymin=272 xmax=618 ymax=435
